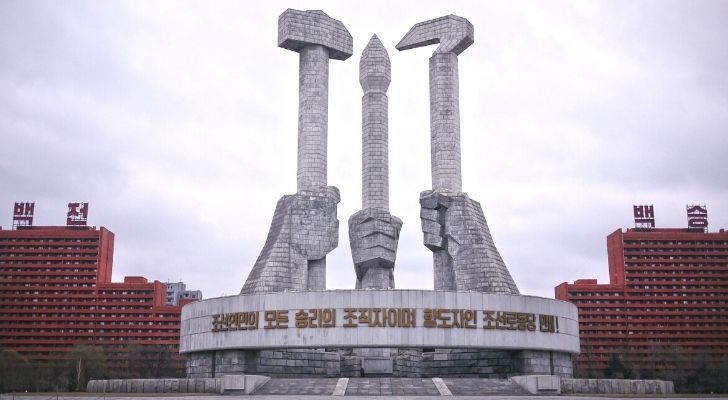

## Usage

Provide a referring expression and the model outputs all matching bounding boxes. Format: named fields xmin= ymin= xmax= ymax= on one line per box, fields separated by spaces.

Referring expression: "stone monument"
xmin=348 ymin=34 xmax=402 ymax=290
xmin=182 ymin=10 xmax=578 ymax=379
xmin=397 ymin=15 xmax=519 ymax=294
xmin=240 ymin=9 xmax=352 ymax=294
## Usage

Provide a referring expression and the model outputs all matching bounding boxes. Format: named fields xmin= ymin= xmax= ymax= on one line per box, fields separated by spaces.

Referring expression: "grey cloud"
xmin=1 ymin=1 xmax=726 ymax=301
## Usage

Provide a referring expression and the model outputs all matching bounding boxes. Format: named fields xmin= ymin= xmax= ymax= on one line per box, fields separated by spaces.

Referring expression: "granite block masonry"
xmin=181 ymin=290 xmax=579 ymax=378
xmin=397 ymin=16 xmax=519 ymax=294
xmin=241 ymin=187 xmax=340 ymax=293
xmin=349 ymin=35 xmax=402 ymax=289
xmin=420 ymin=191 xmax=519 ymax=293
xmin=278 ymin=9 xmax=353 ymax=192
xmin=397 ymin=15 xmax=474 ymax=193
xmin=193 ymin=10 xmax=582 ymax=380
xmin=241 ymin=10 xmax=352 ymax=294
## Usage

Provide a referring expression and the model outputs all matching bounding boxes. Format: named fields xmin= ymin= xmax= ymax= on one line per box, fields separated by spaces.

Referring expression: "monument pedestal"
xmin=181 ymin=289 xmax=577 ymax=378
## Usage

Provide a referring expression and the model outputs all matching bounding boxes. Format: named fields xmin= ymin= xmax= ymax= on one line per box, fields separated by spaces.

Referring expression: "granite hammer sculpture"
xmin=397 ymin=15 xmax=519 ymax=294
xmin=242 ymin=10 xmax=353 ymax=294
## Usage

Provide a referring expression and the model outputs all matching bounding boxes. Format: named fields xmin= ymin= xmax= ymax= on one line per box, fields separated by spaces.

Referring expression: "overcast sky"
xmin=1 ymin=0 xmax=726 ymax=299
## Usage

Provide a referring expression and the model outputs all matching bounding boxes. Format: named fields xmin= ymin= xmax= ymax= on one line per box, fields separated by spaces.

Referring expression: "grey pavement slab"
xmin=345 ymin=378 xmax=439 ymax=396
xmin=2 ymin=395 xmax=725 ymax=399
xmin=255 ymin=378 xmax=339 ymax=395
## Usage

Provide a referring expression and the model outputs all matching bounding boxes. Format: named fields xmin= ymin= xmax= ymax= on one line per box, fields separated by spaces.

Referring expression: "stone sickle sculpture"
xmin=348 ymin=35 xmax=402 ymax=289
xmin=241 ymin=10 xmax=352 ymax=294
xmin=397 ymin=15 xmax=519 ymax=294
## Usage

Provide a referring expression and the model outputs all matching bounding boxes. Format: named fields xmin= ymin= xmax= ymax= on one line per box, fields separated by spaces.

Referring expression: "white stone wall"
xmin=181 ymin=290 xmax=579 ymax=354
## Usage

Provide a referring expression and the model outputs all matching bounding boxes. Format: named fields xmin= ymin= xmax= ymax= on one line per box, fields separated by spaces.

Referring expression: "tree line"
xmin=574 ymin=348 xmax=728 ymax=394
xmin=0 ymin=344 xmax=185 ymax=392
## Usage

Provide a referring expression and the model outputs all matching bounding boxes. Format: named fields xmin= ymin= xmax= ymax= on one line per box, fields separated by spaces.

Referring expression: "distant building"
xmin=165 ymin=281 xmax=202 ymax=306
xmin=0 ymin=202 xmax=197 ymax=372
xmin=555 ymin=216 xmax=728 ymax=376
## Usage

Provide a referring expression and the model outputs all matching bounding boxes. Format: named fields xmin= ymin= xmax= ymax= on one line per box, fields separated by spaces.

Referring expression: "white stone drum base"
xmin=181 ymin=290 xmax=579 ymax=378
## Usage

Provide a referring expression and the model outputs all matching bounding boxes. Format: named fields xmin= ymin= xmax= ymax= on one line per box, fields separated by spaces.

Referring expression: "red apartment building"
xmin=555 ymin=205 xmax=728 ymax=375
xmin=0 ymin=202 xmax=194 ymax=371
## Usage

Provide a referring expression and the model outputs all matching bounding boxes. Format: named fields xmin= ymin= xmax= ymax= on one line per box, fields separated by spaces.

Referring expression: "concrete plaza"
xmin=1 ymin=395 xmax=725 ymax=400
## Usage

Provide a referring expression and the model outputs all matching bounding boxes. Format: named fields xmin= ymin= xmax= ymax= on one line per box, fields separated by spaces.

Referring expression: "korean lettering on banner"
xmin=483 ymin=311 xmax=536 ymax=331
xmin=342 ymin=308 xmax=416 ymax=328
xmin=295 ymin=308 xmax=336 ymax=328
xmin=423 ymin=308 xmax=438 ymax=328
xmin=210 ymin=308 xmax=558 ymax=333
xmin=496 ymin=311 xmax=517 ymax=330
xmin=343 ymin=308 xmax=358 ymax=327
xmin=517 ymin=313 xmax=537 ymax=331
xmin=423 ymin=309 xmax=477 ymax=329
xmin=263 ymin=310 xmax=289 ymax=329
xmin=539 ymin=314 xmax=559 ymax=333
xmin=211 ymin=311 xmax=258 ymax=332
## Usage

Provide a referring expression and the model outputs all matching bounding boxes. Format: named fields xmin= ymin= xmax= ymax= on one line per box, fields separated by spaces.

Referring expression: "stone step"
xmin=442 ymin=378 xmax=530 ymax=396
xmin=255 ymin=377 xmax=531 ymax=396
xmin=255 ymin=378 xmax=340 ymax=395
xmin=345 ymin=378 xmax=441 ymax=396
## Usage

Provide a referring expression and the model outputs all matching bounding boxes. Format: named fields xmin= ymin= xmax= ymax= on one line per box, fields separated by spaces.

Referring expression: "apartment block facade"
xmin=0 ymin=203 xmax=193 ymax=371
xmin=556 ymin=224 xmax=728 ymax=375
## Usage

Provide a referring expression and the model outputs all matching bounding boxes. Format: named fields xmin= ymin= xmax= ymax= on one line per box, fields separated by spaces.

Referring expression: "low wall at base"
xmin=561 ymin=378 xmax=674 ymax=394
xmin=187 ymin=348 xmax=573 ymax=378
xmin=87 ymin=376 xmax=270 ymax=394
xmin=421 ymin=349 xmax=572 ymax=378
xmin=188 ymin=349 xmax=341 ymax=378
xmin=87 ymin=376 xmax=674 ymax=396
xmin=87 ymin=378 xmax=222 ymax=394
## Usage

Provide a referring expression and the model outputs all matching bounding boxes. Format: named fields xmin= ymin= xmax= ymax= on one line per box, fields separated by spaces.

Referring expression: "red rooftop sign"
xmin=12 ymin=202 xmax=35 ymax=229
xmin=686 ymin=204 xmax=708 ymax=231
xmin=66 ymin=202 xmax=89 ymax=226
xmin=633 ymin=205 xmax=655 ymax=229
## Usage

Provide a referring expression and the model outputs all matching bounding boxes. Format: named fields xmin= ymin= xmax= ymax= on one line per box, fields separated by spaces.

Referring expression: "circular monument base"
xmin=181 ymin=290 xmax=579 ymax=378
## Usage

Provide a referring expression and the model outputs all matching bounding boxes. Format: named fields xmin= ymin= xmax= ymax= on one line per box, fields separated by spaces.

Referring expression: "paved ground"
xmin=2 ymin=395 xmax=727 ymax=400
xmin=2 ymin=377 xmax=724 ymax=400
xmin=252 ymin=377 xmax=523 ymax=396
xmin=345 ymin=378 xmax=440 ymax=396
